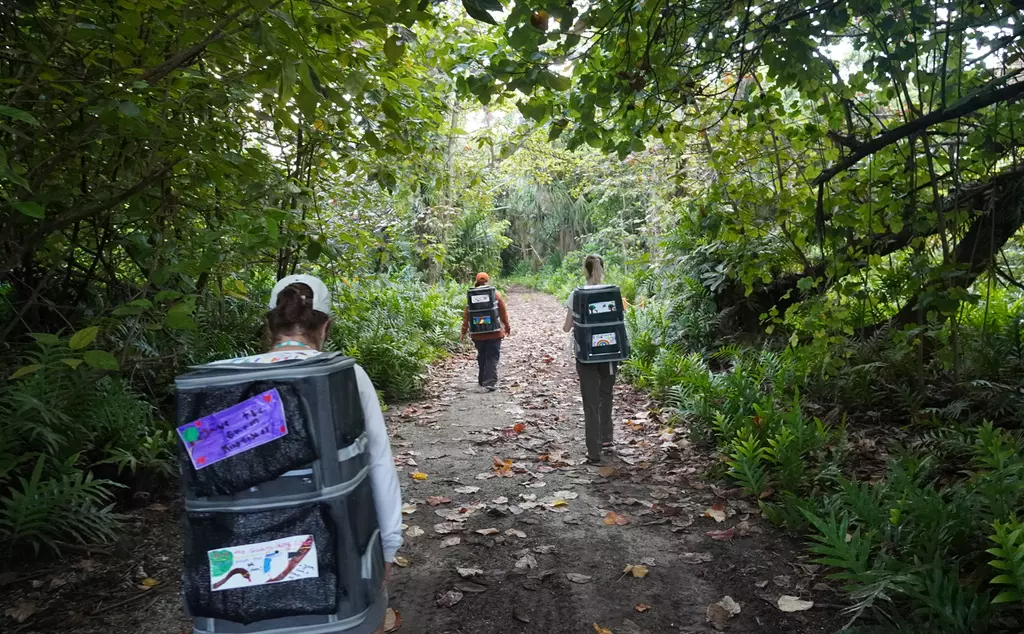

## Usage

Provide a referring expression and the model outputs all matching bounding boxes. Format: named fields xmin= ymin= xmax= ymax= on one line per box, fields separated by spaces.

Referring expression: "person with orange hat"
xmin=461 ymin=272 xmax=511 ymax=391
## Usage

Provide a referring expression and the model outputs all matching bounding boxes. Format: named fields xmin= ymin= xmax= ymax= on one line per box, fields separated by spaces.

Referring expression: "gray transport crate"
xmin=175 ymin=353 xmax=384 ymax=633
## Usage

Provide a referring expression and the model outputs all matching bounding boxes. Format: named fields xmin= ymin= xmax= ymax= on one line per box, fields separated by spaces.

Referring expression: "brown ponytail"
xmin=584 ymin=254 xmax=605 ymax=284
xmin=266 ymin=283 xmax=330 ymax=346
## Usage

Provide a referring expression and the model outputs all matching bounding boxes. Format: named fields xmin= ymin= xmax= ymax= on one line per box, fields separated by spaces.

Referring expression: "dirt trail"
xmin=0 ymin=289 xmax=840 ymax=634
xmin=386 ymin=289 xmax=840 ymax=634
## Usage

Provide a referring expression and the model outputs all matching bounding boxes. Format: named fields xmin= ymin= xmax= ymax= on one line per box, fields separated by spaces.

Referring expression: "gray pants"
xmin=577 ymin=361 xmax=616 ymax=460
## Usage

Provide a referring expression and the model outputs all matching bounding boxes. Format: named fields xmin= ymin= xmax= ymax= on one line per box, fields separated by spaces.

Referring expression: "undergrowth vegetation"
xmin=623 ymin=288 xmax=1024 ymax=632
xmin=0 ymin=274 xmax=461 ymax=555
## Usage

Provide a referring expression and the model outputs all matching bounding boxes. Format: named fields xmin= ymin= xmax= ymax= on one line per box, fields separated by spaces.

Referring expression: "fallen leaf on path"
xmin=566 ymin=573 xmax=592 ymax=584
xmin=622 ymin=564 xmax=648 ymax=578
xmin=552 ymin=490 xmax=579 ymax=500
xmin=410 ymin=471 xmax=428 ymax=480
xmin=141 ymin=577 xmax=159 ymax=588
xmin=406 ymin=526 xmax=424 ymax=537
xmin=476 ymin=528 xmax=500 ymax=536
xmin=440 ymin=536 xmax=461 ymax=548
xmin=703 ymin=505 xmax=727 ymax=523
xmin=456 ymin=581 xmax=488 ymax=594
xmin=427 ymin=496 xmax=451 ymax=506
xmin=533 ymin=545 xmax=556 ymax=554
xmin=434 ymin=522 xmax=463 ymax=534
xmin=524 ymin=481 xmax=547 ymax=488
xmin=515 ymin=553 xmax=538 ymax=570
xmin=598 ymin=466 xmax=617 ymax=478
xmin=492 ymin=496 xmax=508 ymax=504
xmin=505 ymin=529 xmax=527 ymax=538
xmin=436 ymin=590 xmax=463 ymax=608
xmin=393 ymin=556 xmax=409 ymax=568
xmin=456 ymin=567 xmax=483 ymax=578
xmin=475 ymin=472 xmax=496 ymax=480
xmin=706 ymin=596 xmax=741 ymax=631
xmin=454 ymin=486 xmax=481 ymax=494
xmin=401 ymin=503 xmax=417 ymax=515
xmin=594 ymin=624 xmax=613 ymax=634
xmin=536 ymin=465 xmax=556 ymax=473
xmin=384 ymin=607 xmax=402 ymax=632
xmin=604 ymin=511 xmax=631 ymax=526
xmin=777 ymin=595 xmax=814 ymax=612
xmin=706 ymin=527 xmax=735 ymax=541
xmin=680 ymin=552 xmax=713 ymax=564
xmin=493 ymin=456 xmax=513 ymax=475
xmin=550 ymin=499 xmax=568 ymax=507
xmin=513 ymin=606 xmax=531 ymax=623
xmin=635 ymin=603 xmax=650 ymax=613
xmin=521 ymin=493 xmax=537 ymax=501
xmin=5 ymin=602 xmax=36 ymax=623
xmin=513 ymin=423 xmax=527 ymax=433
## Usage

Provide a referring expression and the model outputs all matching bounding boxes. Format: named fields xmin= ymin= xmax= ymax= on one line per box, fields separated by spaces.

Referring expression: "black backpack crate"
xmin=571 ymin=285 xmax=630 ymax=363
xmin=174 ymin=353 xmax=384 ymax=633
xmin=467 ymin=286 xmax=501 ymax=334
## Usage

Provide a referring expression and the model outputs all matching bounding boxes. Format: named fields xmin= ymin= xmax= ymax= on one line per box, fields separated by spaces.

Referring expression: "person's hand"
xmin=505 ymin=328 xmax=512 ymax=337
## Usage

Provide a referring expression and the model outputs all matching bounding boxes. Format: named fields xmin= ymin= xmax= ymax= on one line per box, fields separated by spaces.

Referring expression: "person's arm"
xmin=498 ymin=293 xmax=511 ymax=335
xmin=354 ymin=365 xmax=403 ymax=565
xmin=460 ymin=306 xmax=469 ymax=342
xmin=563 ymin=290 xmax=575 ymax=332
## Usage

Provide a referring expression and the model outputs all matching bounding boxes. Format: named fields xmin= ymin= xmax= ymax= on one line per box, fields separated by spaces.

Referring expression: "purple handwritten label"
xmin=177 ymin=389 xmax=288 ymax=470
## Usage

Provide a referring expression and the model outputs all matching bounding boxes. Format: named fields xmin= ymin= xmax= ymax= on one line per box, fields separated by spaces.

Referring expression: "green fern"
xmin=726 ymin=431 xmax=769 ymax=496
xmin=987 ymin=517 xmax=1024 ymax=605
xmin=0 ymin=455 xmax=123 ymax=554
xmin=802 ymin=509 xmax=875 ymax=583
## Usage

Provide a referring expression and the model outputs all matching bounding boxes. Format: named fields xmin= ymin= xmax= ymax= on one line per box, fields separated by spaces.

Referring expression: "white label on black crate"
xmin=208 ymin=534 xmax=318 ymax=591
xmin=588 ymin=301 xmax=617 ymax=314
xmin=592 ymin=332 xmax=617 ymax=347
xmin=470 ymin=294 xmax=490 ymax=304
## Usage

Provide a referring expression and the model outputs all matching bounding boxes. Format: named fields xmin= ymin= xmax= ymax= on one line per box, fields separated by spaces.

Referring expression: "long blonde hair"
xmin=584 ymin=254 xmax=605 ymax=285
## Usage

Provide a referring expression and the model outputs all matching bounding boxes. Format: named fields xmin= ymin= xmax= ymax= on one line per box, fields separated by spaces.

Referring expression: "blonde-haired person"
xmin=563 ymin=255 xmax=615 ymax=464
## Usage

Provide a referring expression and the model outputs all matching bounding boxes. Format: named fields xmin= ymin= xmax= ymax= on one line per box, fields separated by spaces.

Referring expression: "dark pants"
xmin=474 ymin=339 xmax=502 ymax=387
xmin=577 ymin=361 xmax=616 ymax=460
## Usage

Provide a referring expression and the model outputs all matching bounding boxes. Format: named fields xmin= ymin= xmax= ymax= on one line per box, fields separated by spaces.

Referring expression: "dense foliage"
xmin=4 ymin=0 xmax=1024 ymax=630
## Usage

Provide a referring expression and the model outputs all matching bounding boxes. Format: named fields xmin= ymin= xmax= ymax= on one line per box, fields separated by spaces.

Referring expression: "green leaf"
xmin=167 ymin=303 xmax=197 ymax=330
xmin=10 ymin=364 xmax=43 ymax=379
xmin=154 ymin=290 xmax=182 ymax=302
xmin=992 ymin=590 xmax=1021 ymax=604
xmin=83 ymin=350 xmax=120 ymax=371
xmin=118 ymin=101 xmax=140 ymax=117
xmin=29 ymin=333 xmax=61 ymax=346
xmin=462 ymin=0 xmax=500 ymax=24
xmin=0 ymin=105 xmax=41 ymax=126
xmin=384 ymin=35 xmax=405 ymax=63
xmin=68 ymin=326 xmax=99 ymax=350
xmin=61 ymin=358 xmax=84 ymax=369
xmin=13 ymin=201 xmax=44 ymax=218
xmin=306 ymin=240 xmax=323 ymax=262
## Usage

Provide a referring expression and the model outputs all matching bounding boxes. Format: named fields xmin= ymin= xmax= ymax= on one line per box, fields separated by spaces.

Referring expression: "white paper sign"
xmin=592 ymin=332 xmax=617 ymax=347
xmin=470 ymin=294 xmax=491 ymax=304
xmin=588 ymin=301 xmax=617 ymax=314
xmin=208 ymin=534 xmax=319 ymax=591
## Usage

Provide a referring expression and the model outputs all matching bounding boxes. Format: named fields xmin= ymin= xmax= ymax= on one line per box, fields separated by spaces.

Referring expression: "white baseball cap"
xmin=268 ymin=274 xmax=332 ymax=315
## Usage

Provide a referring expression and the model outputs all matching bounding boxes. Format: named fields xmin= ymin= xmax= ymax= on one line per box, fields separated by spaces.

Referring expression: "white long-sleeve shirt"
xmin=212 ymin=349 xmax=404 ymax=561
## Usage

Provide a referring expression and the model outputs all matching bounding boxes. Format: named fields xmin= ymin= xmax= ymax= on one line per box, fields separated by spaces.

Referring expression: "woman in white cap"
xmin=214 ymin=274 xmax=402 ymax=634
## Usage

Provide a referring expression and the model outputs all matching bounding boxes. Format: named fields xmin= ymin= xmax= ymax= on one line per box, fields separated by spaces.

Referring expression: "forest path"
xmin=0 ymin=289 xmax=840 ymax=634
xmin=386 ymin=288 xmax=839 ymax=634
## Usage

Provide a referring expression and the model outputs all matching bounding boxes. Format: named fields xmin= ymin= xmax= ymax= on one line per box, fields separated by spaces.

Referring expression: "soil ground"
xmin=1 ymin=289 xmax=843 ymax=634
